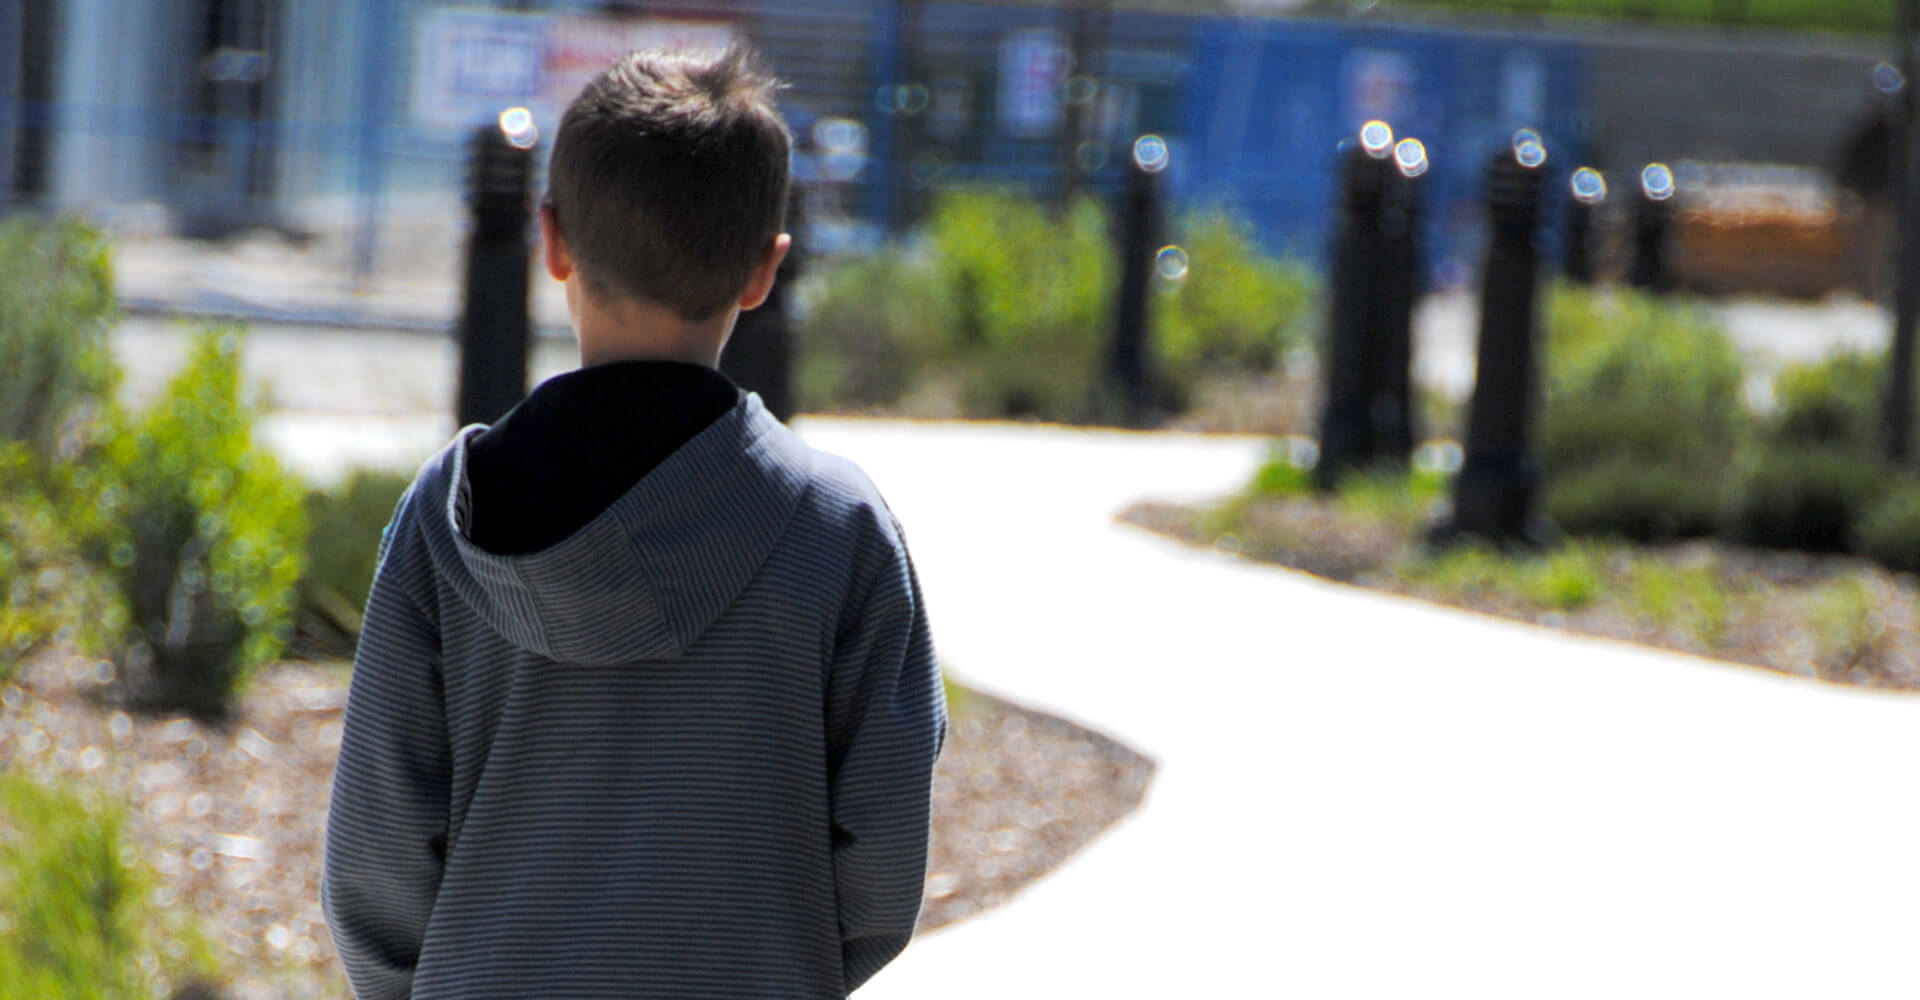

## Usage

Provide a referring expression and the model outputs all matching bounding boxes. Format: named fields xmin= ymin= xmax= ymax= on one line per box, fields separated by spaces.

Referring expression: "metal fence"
xmin=0 ymin=0 xmax=1895 ymax=316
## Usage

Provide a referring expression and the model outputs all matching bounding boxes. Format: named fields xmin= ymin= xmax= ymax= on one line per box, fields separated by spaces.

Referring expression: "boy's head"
xmin=544 ymin=45 xmax=791 ymax=323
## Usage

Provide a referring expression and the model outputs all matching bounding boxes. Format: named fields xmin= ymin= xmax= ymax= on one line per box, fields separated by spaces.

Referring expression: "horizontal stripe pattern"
xmin=323 ymin=394 xmax=945 ymax=999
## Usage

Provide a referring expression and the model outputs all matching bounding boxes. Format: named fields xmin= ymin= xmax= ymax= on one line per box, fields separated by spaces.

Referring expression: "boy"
xmin=322 ymin=46 xmax=946 ymax=999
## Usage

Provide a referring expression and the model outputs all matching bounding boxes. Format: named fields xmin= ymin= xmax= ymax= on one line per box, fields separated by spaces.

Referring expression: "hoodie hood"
xmin=409 ymin=393 xmax=812 ymax=664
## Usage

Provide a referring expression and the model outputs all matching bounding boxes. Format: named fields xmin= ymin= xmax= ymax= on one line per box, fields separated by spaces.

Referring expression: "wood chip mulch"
xmin=0 ymin=652 xmax=1153 ymax=999
xmin=1123 ymin=495 xmax=1920 ymax=693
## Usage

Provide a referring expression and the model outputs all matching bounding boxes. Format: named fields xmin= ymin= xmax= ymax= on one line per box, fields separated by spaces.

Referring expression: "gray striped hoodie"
xmin=322 ymin=394 xmax=945 ymax=999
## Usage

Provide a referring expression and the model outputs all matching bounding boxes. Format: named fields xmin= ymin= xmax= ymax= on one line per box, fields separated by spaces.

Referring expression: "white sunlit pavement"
xmin=790 ymin=418 xmax=1920 ymax=1000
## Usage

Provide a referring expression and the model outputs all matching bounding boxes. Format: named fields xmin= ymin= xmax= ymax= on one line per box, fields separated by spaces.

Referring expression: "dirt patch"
xmin=0 ymin=652 xmax=1153 ymax=999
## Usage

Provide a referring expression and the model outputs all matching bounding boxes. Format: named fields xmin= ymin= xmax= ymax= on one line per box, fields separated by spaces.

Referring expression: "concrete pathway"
xmin=792 ymin=419 xmax=1920 ymax=1000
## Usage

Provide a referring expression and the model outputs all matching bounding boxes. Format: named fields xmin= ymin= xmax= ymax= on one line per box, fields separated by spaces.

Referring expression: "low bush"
xmin=929 ymin=191 xmax=1116 ymax=421
xmin=298 ymin=469 xmax=413 ymax=657
xmin=1544 ymin=457 xmax=1726 ymax=541
xmin=1768 ymin=350 xmax=1881 ymax=452
xmin=0 ymin=773 xmax=220 ymax=999
xmin=1854 ymin=475 xmax=1920 ymax=575
xmin=798 ymin=191 xmax=1310 ymax=423
xmin=0 ymin=215 xmax=120 ymax=463
xmin=1731 ymin=350 xmax=1898 ymax=556
xmin=1332 ymin=465 xmax=1450 ymax=533
xmin=795 ymin=250 xmax=954 ymax=411
xmin=81 ymin=326 xmax=306 ymax=719
xmin=0 ymin=448 xmax=99 ymax=680
xmin=1405 ymin=540 xmax=1607 ymax=613
xmin=1541 ymin=286 xmax=1745 ymax=541
xmin=1727 ymin=445 xmax=1887 ymax=552
xmin=1153 ymin=208 xmax=1319 ymax=376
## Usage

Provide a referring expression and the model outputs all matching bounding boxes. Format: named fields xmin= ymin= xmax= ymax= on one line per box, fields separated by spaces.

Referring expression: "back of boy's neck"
xmin=573 ymin=295 xmax=730 ymax=369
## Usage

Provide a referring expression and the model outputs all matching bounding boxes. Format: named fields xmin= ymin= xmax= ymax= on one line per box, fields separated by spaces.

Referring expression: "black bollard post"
xmin=1437 ymin=131 xmax=1552 ymax=548
xmin=1628 ymin=162 xmax=1675 ymax=293
xmin=1316 ymin=121 xmax=1396 ymax=490
xmin=721 ymin=201 xmax=803 ymax=423
xmin=455 ymin=108 xmax=537 ymax=429
xmin=1368 ymin=136 xmax=1429 ymax=467
xmin=1108 ymin=134 xmax=1168 ymax=426
xmin=1565 ymin=167 xmax=1607 ymax=285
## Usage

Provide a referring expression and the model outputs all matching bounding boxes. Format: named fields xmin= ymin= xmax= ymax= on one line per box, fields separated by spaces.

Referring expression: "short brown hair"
xmin=545 ymin=45 xmax=791 ymax=322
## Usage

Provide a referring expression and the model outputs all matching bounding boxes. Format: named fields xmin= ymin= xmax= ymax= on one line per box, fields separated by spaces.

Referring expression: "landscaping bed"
xmin=0 ymin=650 xmax=1152 ymax=1000
xmin=1124 ymin=492 xmax=1920 ymax=692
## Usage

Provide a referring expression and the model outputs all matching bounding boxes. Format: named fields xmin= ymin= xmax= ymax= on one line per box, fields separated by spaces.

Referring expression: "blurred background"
xmin=10 ymin=2 xmax=1920 ymax=998
xmin=0 ymin=0 xmax=1898 ymax=308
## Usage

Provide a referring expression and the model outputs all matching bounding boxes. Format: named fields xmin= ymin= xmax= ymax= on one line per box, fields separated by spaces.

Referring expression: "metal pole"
xmin=455 ymin=112 xmax=536 ymax=428
xmin=1316 ymin=124 xmax=1393 ymax=490
xmin=721 ymin=201 xmax=804 ymax=423
xmin=0 ymin=0 xmax=19 ymax=211
xmin=350 ymin=0 xmax=393 ymax=290
xmin=1886 ymin=0 xmax=1920 ymax=463
xmin=1437 ymin=133 xmax=1551 ymax=547
xmin=1628 ymin=162 xmax=1675 ymax=293
xmin=1565 ymin=167 xmax=1607 ymax=285
xmin=1108 ymin=134 xmax=1166 ymax=426
xmin=1370 ymin=136 xmax=1428 ymax=467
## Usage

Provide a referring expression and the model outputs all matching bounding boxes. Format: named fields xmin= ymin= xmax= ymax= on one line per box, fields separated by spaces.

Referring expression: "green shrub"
xmin=0 ymin=215 xmax=120 ymax=462
xmin=1727 ymin=445 xmax=1887 ymax=552
xmin=0 ymin=449 xmax=82 ymax=678
xmin=1768 ymin=351 xmax=1882 ymax=452
xmin=1808 ymin=577 xmax=1883 ymax=676
xmin=82 ymin=326 xmax=306 ymax=719
xmin=1333 ymin=465 xmax=1450 ymax=533
xmin=0 ymin=773 xmax=220 ymax=999
xmin=299 ymin=469 xmax=412 ymax=657
xmin=795 ymin=249 xmax=955 ymax=410
xmin=926 ymin=190 xmax=1116 ymax=421
xmin=1541 ymin=286 xmax=1745 ymax=540
xmin=1250 ymin=445 xmax=1316 ymax=498
xmin=1152 ymin=208 xmax=1318 ymax=375
xmin=800 ymin=192 xmax=1302 ymax=424
xmin=1544 ymin=457 xmax=1726 ymax=541
xmin=1855 ymin=475 xmax=1920 ymax=575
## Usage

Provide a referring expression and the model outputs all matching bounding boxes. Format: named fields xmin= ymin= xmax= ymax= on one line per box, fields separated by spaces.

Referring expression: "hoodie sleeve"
xmin=322 ymin=516 xmax=451 ymax=1000
xmin=826 ymin=531 xmax=947 ymax=993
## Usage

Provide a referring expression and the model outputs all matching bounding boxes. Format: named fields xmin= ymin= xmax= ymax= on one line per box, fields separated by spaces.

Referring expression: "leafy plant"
xmin=794 ymin=249 xmax=955 ymax=411
xmin=1728 ymin=445 xmax=1886 ymax=553
xmin=1152 ymin=208 xmax=1319 ymax=376
xmin=1808 ymin=577 xmax=1883 ymax=678
xmin=927 ymin=190 xmax=1117 ymax=421
xmin=81 ymin=326 xmax=306 ymax=719
xmin=1331 ymin=465 xmax=1450 ymax=533
xmin=1854 ymin=475 xmax=1920 ymax=576
xmin=798 ymin=192 xmax=1307 ymax=424
xmin=298 ymin=469 xmax=413 ymax=657
xmin=1768 ymin=350 xmax=1882 ymax=452
xmin=1541 ymin=286 xmax=1745 ymax=540
xmin=0 ymin=215 xmax=120 ymax=463
xmin=0 ymin=773 xmax=220 ymax=999
xmin=0 ymin=447 xmax=105 ymax=680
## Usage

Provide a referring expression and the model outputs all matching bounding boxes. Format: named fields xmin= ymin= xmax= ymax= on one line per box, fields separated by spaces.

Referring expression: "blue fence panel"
xmin=1181 ymin=17 xmax=1589 ymax=282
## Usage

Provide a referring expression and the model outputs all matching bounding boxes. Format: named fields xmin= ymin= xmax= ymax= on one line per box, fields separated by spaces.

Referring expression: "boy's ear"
xmin=738 ymin=234 xmax=792 ymax=312
xmin=539 ymin=202 xmax=572 ymax=282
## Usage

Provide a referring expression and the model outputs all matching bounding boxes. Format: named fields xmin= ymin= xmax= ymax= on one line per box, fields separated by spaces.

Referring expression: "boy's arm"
xmin=826 ymin=534 xmax=947 ymax=993
xmin=322 ymin=530 xmax=451 ymax=1000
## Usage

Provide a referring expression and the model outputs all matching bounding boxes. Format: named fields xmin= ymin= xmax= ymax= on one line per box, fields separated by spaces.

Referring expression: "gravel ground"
xmin=0 ymin=651 xmax=1152 ymax=999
